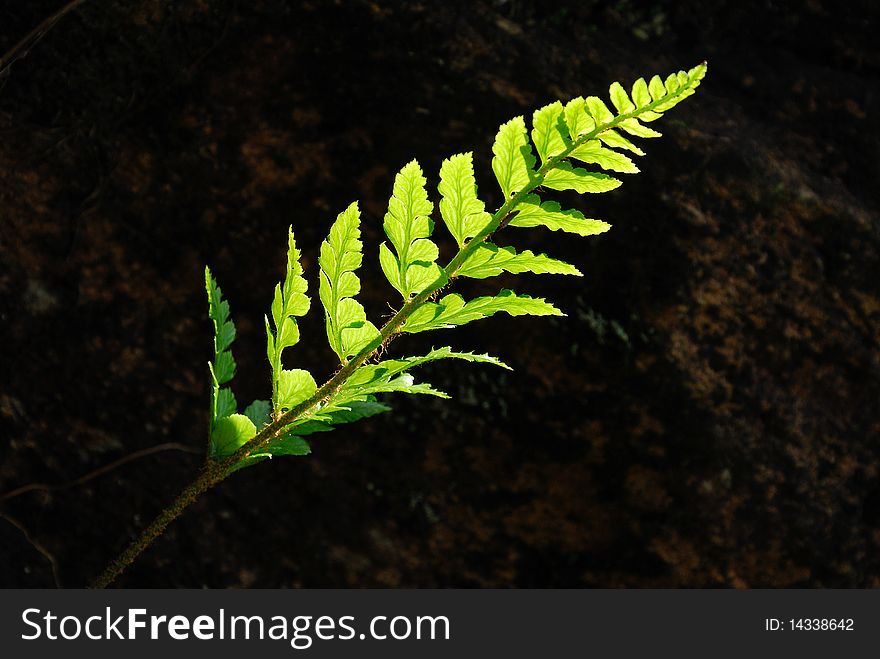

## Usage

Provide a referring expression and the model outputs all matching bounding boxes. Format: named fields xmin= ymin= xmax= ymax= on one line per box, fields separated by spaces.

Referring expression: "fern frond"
xmin=99 ymin=63 xmax=710 ymax=588
xmin=210 ymin=62 xmax=706 ymax=472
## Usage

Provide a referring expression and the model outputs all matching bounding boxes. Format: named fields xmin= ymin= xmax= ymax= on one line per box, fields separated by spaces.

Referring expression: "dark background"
xmin=0 ymin=0 xmax=878 ymax=588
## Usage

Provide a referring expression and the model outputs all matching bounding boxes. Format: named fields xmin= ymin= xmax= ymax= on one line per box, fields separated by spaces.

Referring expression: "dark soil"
xmin=1 ymin=0 xmax=878 ymax=588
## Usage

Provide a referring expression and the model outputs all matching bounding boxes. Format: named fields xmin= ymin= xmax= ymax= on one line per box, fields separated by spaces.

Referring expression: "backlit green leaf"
xmin=543 ymin=161 xmax=622 ymax=194
xmin=404 ymin=290 xmax=563 ymax=333
xmin=618 ymin=118 xmax=662 ymax=139
xmin=648 ymin=74 xmax=666 ymax=101
xmin=631 ymin=78 xmax=651 ymax=107
xmin=319 ymin=201 xmax=381 ymax=363
xmin=569 ymin=140 xmax=639 ymax=174
xmin=266 ymin=229 xmax=312 ymax=414
xmin=278 ymin=368 xmax=317 ymax=411
xmin=609 ymin=81 xmax=635 ymax=114
xmin=491 ymin=116 xmax=536 ymax=198
xmin=585 ymin=96 xmax=614 ymax=125
xmin=458 ymin=243 xmax=581 ymax=278
xmin=531 ymin=101 xmax=569 ymax=165
xmin=381 ymin=160 xmax=446 ymax=298
xmin=564 ymin=97 xmax=596 ymax=140
xmin=210 ymin=413 xmax=256 ymax=459
xmin=597 ymin=129 xmax=646 ymax=156
xmin=438 ymin=152 xmax=491 ymax=247
xmin=508 ymin=195 xmax=611 ymax=236
xmin=346 ymin=348 xmax=510 ymax=391
xmin=213 ymin=351 xmax=236 ymax=386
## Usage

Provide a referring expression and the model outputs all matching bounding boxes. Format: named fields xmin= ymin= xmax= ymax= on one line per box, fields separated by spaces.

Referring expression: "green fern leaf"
xmin=211 ymin=352 xmax=235 ymax=388
xmin=205 ymin=267 xmax=239 ymax=442
xmin=531 ymin=101 xmax=569 ymax=165
xmin=380 ymin=160 xmax=446 ymax=298
xmin=648 ymin=74 xmax=666 ymax=101
xmin=618 ymin=118 xmax=662 ymax=139
xmin=608 ymin=81 xmax=636 ymax=114
xmin=630 ymin=77 xmax=651 ymax=107
xmin=585 ymin=96 xmax=615 ymax=124
xmin=347 ymin=373 xmax=449 ymax=398
xmin=438 ymin=153 xmax=491 ymax=247
xmin=210 ymin=413 xmax=256 ymax=459
xmin=508 ymin=195 xmax=610 ymax=236
xmin=345 ymin=348 xmax=510 ymax=391
xmin=569 ymin=141 xmax=639 ymax=174
xmin=645 ymin=63 xmax=706 ymax=112
xmin=458 ymin=243 xmax=582 ymax=278
xmin=233 ymin=400 xmax=391 ymax=472
xmin=491 ymin=116 xmax=537 ymax=198
xmin=205 ymin=267 xmax=236 ymax=385
xmin=265 ymin=229 xmax=312 ymax=414
xmin=319 ymin=201 xmax=381 ymax=363
xmin=543 ymin=161 xmax=621 ymax=193
xmin=597 ymin=129 xmax=645 ymax=156
xmin=278 ymin=368 xmax=317 ymax=411
xmin=403 ymin=290 xmax=562 ymax=333
xmin=564 ymin=97 xmax=596 ymax=140
xmin=333 ymin=348 xmax=509 ymax=406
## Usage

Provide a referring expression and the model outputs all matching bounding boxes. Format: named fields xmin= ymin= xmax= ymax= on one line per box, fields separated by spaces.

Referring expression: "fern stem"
xmin=92 ymin=465 xmax=224 ymax=588
xmin=92 ymin=79 xmax=696 ymax=586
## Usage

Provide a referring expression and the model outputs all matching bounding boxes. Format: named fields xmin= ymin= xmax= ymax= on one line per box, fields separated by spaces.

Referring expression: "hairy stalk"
xmin=92 ymin=467 xmax=222 ymax=589
xmin=93 ymin=80 xmax=697 ymax=587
